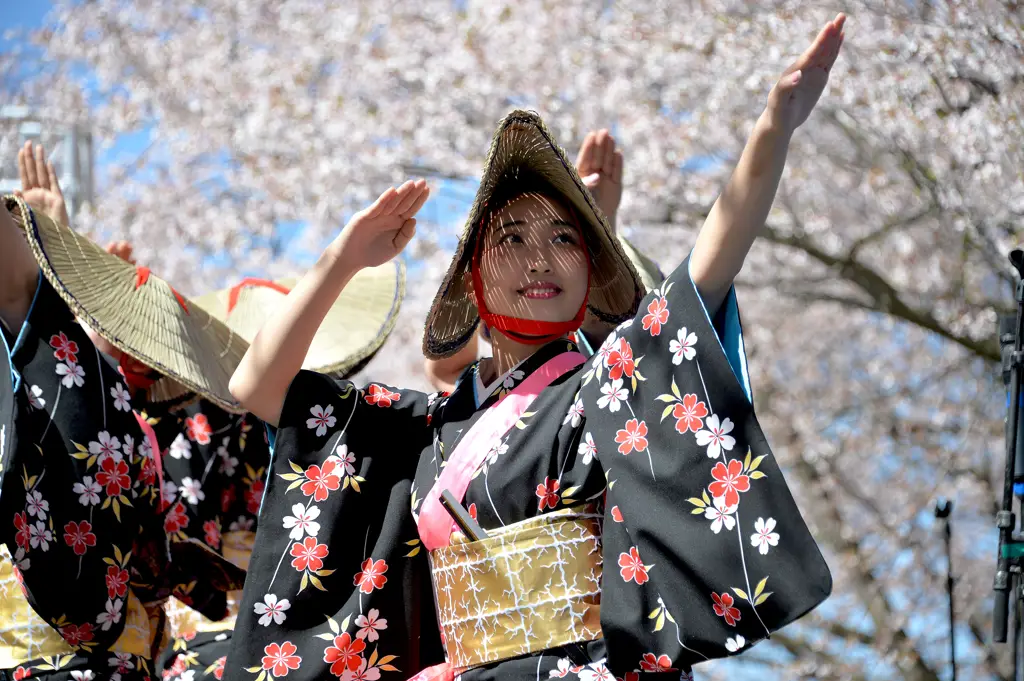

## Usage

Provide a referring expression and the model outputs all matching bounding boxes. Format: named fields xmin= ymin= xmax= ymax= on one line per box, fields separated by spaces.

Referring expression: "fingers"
xmin=401 ymin=182 xmax=430 ymax=219
xmin=46 ymin=162 xmax=63 ymax=197
xmin=601 ymin=132 xmax=616 ymax=175
xmin=575 ymin=131 xmax=596 ymax=174
xmin=581 ymin=172 xmax=601 ymax=189
xmin=610 ymin=149 xmax=624 ymax=185
xmin=391 ymin=218 xmax=417 ymax=252
xmin=592 ymin=129 xmax=608 ymax=173
xmin=366 ymin=187 xmax=398 ymax=219
xmin=21 ymin=141 xmax=39 ymax=189
xmin=17 ymin=145 xmax=29 ymax=190
xmin=34 ymin=144 xmax=47 ymax=189
xmin=394 ymin=179 xmax=429 ymax=217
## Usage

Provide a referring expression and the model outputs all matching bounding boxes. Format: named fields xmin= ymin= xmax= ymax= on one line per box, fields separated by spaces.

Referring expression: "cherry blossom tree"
xmin=4 ymin=0 xmax=1023 ymax=678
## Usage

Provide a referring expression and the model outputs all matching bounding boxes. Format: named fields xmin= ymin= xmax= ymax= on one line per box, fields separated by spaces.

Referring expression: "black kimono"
xmin=223 ymin=257 xmax=831 ymax=681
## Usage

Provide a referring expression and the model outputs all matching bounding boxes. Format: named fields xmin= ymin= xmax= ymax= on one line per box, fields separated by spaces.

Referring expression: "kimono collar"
xmin=472 ymin=339 xmax=580 ymax=410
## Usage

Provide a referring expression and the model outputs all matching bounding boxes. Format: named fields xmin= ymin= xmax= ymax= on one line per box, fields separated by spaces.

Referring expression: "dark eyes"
xmin=496 ymin=232 xmax=576 ymax=246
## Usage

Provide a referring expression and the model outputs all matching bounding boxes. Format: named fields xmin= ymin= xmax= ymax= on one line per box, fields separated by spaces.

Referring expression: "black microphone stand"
xmin=993 ymin=249 xmax=1024 ymax=681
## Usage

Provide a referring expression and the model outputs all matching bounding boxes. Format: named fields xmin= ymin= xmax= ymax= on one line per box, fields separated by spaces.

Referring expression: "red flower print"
xmin=712 ymin=591 xmax=741 ymax=626
xmin=63 ymin=520 xmax=97 ymax=556
xmin=614 ymin=419 xmax=649 ymax=455
xmin=354 ymin=557 xmax=388 ymax=594
xmin=709 ymin=459 xmax=751 ymax=508
xmin=535 ymin=477 xmax=561 ymax=511
xmin=106 ymin=565 xmax=129 ymax=599
xmin=138 ymin=455 xmax=157 ymax=486
xmin=323 ymin=632 xmax=366 ymax=675
xmin=49 ymin=332 xmax=79 ymax=363
xmin=13 ymin=512 xmax=30 ymax=550
xmin=468 ymin=503 xmax=478 ymax=521
xmin=605 ymin=339 xmax=635 ymax=381
xmin=261 ymin=641 xmax=301 ymax=677
xmin=618 ymin=546 xmax=650 ymax=585
xmin=300 ymin=460 xmax=341 ymax=502
xmin=364 ymin=384 xmax=400 ymax=407
xmin=639 ymin=653 xmax=676 ymax=673
xmin=59 ymin=622 xmax=94 ymax=646
xmin=611 ymin=506 xmax=624 ymax=523
xmin=213 ymin=656 xmax=226 ymax=680
xmin=164 ymin=500 xmax=189 ymax=533
xmin=673 ymin=394 xmax=708 ymax=434
xmin=290 ymin=537 xmax=329 ymax=572
xmin=96 ymin=456 xmax=131 ymax=497
xmin=622 ymin=674 xmax=639 ymax=681
xmin=641 ymin=297 xmax=669 ymax=336
xmin=185 ymin=414 xmax=213 ymax=445
xmin=245 ymin=479 xmax=265 ymax=514
xmin=12 ymin=667 xmax=30 ymax=681
xmin=203 ymin=519 xmax=221 ymax=549
xmin=221 ymin=486 xmax=236 ymax=513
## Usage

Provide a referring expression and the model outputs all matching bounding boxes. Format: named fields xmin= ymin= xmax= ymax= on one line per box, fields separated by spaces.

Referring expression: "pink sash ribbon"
xmin=134 ymin=411 xmax=167 ymax=511
xmin=417 ymin=351 xmax=585 ymax=552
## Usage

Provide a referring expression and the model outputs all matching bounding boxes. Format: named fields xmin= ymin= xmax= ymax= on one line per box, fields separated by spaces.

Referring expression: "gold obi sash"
xmin=0 ymin=545 xmax=157 ymax=669
xmin=165 ymin=531 xmax=253 ymax=639
xmin=427 ymin=504 xmax=603 ymax=673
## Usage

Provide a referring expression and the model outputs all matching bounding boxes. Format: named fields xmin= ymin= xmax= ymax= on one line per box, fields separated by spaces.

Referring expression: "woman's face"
xmin=475 ymin=192 xmax=589 ymax=323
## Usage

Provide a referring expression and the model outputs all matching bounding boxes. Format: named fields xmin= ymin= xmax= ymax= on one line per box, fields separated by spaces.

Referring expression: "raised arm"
xmin=690 ymin=13 xmax=845 ymax=316
xmin=230 ymin=179 xmax=429 ymax=426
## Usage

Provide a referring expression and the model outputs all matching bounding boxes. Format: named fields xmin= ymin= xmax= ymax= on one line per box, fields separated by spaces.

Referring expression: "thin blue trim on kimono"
xmin=686 ymin=263 xmax=751 ymax=403
xmin=10 ymin=271 xmax=43 ymax=393
xmin=260 ymin=422 xmax=278 ymax=513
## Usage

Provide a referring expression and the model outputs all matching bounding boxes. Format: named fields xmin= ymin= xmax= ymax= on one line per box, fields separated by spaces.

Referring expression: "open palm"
xmin=18 ymin=141 xmax=70 ymax=227
xmin=767 ymin=13 xmax=846 ymax=134
xmin=335 ymin=179 xmax=430 ymax=270
xmin=575 ymin=129 xmax=623 ymax=231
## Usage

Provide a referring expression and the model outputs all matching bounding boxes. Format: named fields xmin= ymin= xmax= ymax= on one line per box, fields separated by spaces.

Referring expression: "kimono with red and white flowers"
xmin=0 ymin=276 xmax=239 ymax=681
xmin=223 ymin=256 xmax=831 ymax=681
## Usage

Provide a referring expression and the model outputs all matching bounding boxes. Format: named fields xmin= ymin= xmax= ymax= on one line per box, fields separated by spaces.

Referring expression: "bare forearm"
xmin=229 ymin=243 xmax=358 ymax=426
xmin=0 ymin=201 xmax=41 ymax=331
xmin=690 ymin=112 xmax=792 ymax=315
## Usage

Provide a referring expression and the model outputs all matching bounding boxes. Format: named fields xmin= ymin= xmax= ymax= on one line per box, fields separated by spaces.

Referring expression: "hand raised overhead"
xmin=332 ymin=179 xmax=430 ymax=271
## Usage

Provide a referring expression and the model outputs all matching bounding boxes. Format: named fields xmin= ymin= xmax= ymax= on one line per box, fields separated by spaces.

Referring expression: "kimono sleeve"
xmin=224 ymin=371 xmax=444 ymax=681
xmin=578 ymin=256 xmax=832 ymax=674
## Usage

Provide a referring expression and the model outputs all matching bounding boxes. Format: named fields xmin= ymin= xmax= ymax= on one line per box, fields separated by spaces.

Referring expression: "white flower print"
xmin=74 ymin=477 xmax=102 ymax=506
xmin=680 ymin=671 xmax=695 ymax=681
xmin=578 ymin=432 xmax=597 ymax=465
xmin=71 ymin=671 xmax=95 ymax=681
xmin=179 ymin=671 xmax=196 ymax=681
xmin=329 ymin=444 xmax=357 ymax=476
xmin=483 ymin=440 xmax=509 ymax=471
xmin=694 ymin=414 xmax=736 ymax=459
xmin=161 ymin=480 xmax=179 ymax=505
xmin=89 ymin=431 xmax=123 ymax=464
xmin=354 ymin=608 xmax=388 ymax=641
xmin=218 ymin=437 xmax=238 ymax=476
xmin=121 ymin=434 xmax=135 ymax=459
xmin=110 ymin=382 xmax=132 ymax=412
xmin=597 ymin=379 xmax=628 ymax=413
xmin=751 ymin=517 xmax=780 ymax=555
xmin=230 ymin=516 xmax=254 ymax=532
xmin=282 ymin=503 xmax=321 ymax=540
xmin=29 ymin=521 xmax=52 ymax=551
xmin=13 ymin=547 xmax=30 ymax=570
xmin=169 ymin=433 xmax=192 ymax=460
xmin=704 ymin=496 xmax=737 ymax=534
xmin=578 ymin=661 xmax=615 ymax=681
xmin=96 ymin=599 xmax=123 ymax=630
xmin=180 ymin=477 xmax=204 ymax=505
xmin=137 ymin=437 xmax=152 ymax=461
xmin=549 ymin=658 xmax=573 ymax=678
xmin=108 ymin=653 xmax=134 ymax=671
xmin=670 ymin=327 xmax=698 ymax=364
xmin=25 ymin=490 xmax=49 ymax=519
xmin=616 ymin=318 xmax=634 ymax=332
xmin=27 ymin=384 xmax=45 ymax=409
xmin=502 ymin=369 xmax=525 ymax=390
xmin=306 ymin=404 xmax=336 ymax=436
xmin=725 ymin=634 xmax=746 ymax=652
xmin=253 ymin=593 xmax=291 ymax=627
xmin=592 ymin=333 xmax=617 ymax=369
xmin=563 ymin=398 xmax=585 ymax=427
xmin=55 ymin=361 xmax=85 ymax=388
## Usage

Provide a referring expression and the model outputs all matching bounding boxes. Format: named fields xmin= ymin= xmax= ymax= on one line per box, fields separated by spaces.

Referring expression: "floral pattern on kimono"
xmin=222 ymin=256 xmax=831 ymax=681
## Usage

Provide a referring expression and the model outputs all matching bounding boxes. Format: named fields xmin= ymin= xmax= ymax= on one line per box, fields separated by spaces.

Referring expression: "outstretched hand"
xmin=104 ymin=240 xmax=137 ymax=264
xmin=575 ymin=129 xmax=623 ymax=231
xmin=765 ymin=13 xmax=846 ymax=134
xmin=333 ymin=179 xmax=430 ymax=271
xmin=18 ymin=141 xmax=70 ymax=227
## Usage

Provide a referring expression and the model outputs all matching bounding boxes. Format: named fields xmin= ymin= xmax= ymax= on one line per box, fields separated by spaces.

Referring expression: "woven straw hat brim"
xmin=7 ymin=195 xmax=248 ymax=413
xmin=617 ymin=234 xmax=663 ymax=293
xmin=422 ymin=110 xmax=645 ymax=360
xmin=192 ymin=262 xmax=405 ymax=378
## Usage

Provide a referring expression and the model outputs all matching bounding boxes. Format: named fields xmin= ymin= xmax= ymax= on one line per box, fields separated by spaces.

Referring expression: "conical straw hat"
xmin=422 ymin=110 xmax=645 ymax=359
xmin=7 ymin=195 xmax=248 ymax=412
xmin=192 ymin=262 xmax=405 ymax=377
